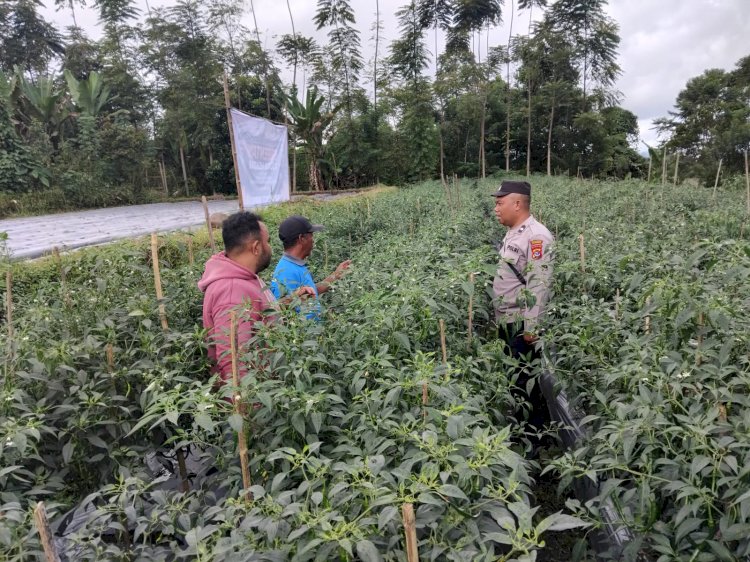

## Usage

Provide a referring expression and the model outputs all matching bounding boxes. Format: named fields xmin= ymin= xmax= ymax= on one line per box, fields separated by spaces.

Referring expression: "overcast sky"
xmin=41 ymin=0 xmax=750 ymax=148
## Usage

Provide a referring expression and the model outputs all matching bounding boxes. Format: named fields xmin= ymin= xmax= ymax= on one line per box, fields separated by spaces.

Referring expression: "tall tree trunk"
xmin=309 ymin=154 xmax=322 ymax=192
xmin=285 ymin=0 xmax=297 ymax=192
xmin=179 ymin=143 xmax=189 ymax=196
xmin=479 ymin=92 xmax=487 ymax=179
xmin=526 ymin=78 xmax=532 ymax=177
xmin=505 ymin=0 xmax=514 ymax=172
xmin=250 ymin=0 xmax=272 ymax=117
xmin=374 ymin=0 xmax=380 ymax=111
xmin=546 ymin=101 xmax=554 ymax=176
xmin=435 ymin=21 xmax=446 ymax=185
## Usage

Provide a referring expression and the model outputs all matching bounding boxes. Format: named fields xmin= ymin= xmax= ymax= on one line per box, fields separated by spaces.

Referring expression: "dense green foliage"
xmin=1 ymin=185 xmax=590 ymax=561
xmin=0 ymin=0 xmax=662 ymax=218
xmin=655 ymin=55 xmax=750 ymax=186
xmin=3 ymin=176 xmax=750 ymax=560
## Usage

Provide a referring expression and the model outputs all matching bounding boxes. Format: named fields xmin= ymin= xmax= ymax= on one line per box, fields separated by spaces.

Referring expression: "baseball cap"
xmin=492 ymin=180 xmax=531 ymax=198
xmin=278 ymin=215 xmax=325 ymax=244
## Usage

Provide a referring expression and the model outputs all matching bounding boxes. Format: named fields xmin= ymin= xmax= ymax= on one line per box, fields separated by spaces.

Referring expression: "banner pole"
xmin=224 ymin=70 xmax=245 ymax=211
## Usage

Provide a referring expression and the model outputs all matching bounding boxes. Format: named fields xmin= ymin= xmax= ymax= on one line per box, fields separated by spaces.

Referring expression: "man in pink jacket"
xmin=197 ymin=211 xmax=280 ymax=384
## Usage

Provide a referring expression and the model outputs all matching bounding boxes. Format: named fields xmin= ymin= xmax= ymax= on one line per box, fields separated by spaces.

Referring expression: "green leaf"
xmin=62 ymin=442 xmax=74 ymax=465
xmin=378 ymin=506 xmax=398 ymax=531
xmin=537 ymin=513 xmax=590 ymax=533
xmin=228 ymin=414 xmax=244 ymax=434
xmin=356 ymin=540 xmax=382 ymax=562
xmin=194 ymin=413 xmax=215 ymax=433
xmin=438 ymin=484 xmax=468 ymax=501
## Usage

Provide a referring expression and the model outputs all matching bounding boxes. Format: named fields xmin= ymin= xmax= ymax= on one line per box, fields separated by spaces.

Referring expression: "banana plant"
xmin=283 ymin=87 xmax=341 ymax=191
xmin=64 ymin=70 xmax=113 ymax=118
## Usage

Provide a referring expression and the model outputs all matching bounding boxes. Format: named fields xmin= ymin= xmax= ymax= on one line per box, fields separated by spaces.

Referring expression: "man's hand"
xmin=294 ymin=286 xmax=316 ymax=299
xmin=334 ymin=260 xmax=352 ymax=279
xmin=522 ymin=332 xmax=538 ymax=344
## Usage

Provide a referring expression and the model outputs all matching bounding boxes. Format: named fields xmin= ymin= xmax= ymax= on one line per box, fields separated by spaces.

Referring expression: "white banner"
xmin=230 ymin=109 xmax=290 ymax=207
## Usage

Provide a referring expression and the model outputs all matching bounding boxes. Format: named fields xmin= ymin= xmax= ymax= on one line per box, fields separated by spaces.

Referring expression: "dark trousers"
xmin=499 ymin=322 xmax=550 ymax=434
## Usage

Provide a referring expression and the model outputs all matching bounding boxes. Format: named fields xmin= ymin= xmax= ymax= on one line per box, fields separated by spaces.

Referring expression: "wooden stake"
xmin=402 ymin=503 xmax=418 ymax=562
xmin=33 ymin=502 xmax=60 ymax=562
xmin=106 ymin=343 xmax=114 ymax=373
xmin=661 ymin=148 xmax=667 ymax=186
xmin=673 ymin=152 xmax=680 ymax=186
xmin=201 ymin=196 xmax=216 ymax=253
xmin=421 ymin=381 xmax=428 ymax=423
xmin=150 ymin=233 xmax=169 ymax=331
xmin=176 ymin=449 xmax=190 ymax=493
xmin=366 ymin=197 xmax=371 ymax=220
xmin=644 ymin=297 xmax=651 ymax=334
xmin=615 ymin=288 xmax=620 ymax=320
xmin=323 ymin=240 xmax=329 ymax=272
xmin=6 ymin=270 xmax=13 ymax=341
xmin=712 ymin=158 xmax=722 ymax=199
xmin=647 ymin=157 xmax=652 ymax=183
xmin=439 ymin=319 xmax=447 ymax=365
xmin=579 ymin=234 xmax=586 ymax=273
xmin=53 ymin=247 xmax=71 ymax=308
xmin=223 ymin=71 xmax=245 ymax=210
xmin=230 ymin=310 xmax=252 ymax=499
xmin=696 ymin=312 xmax=704 ymax=367
xmin=187 ymin=237 xmax=194 ymax=266
xmin=718 ymin=404 xmax=727 ymax=422
xmin=745 ymin=149 xmax=749 ymax=215
xmin=467 ymin=273 xmax=475 ymax=346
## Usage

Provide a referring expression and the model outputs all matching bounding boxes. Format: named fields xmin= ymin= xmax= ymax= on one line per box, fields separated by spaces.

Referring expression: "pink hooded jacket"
xmin=198 ymin=252 xmax=277 ymax=383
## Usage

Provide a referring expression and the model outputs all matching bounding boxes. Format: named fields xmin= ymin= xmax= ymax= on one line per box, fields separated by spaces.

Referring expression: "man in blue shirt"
xmin=270 ymin=215 xmax=351 ymax=321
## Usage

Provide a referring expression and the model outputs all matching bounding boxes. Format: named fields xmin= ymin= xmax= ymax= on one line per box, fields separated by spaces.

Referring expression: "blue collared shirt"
xmin=270 ymin=254 xmax=322 ymax=321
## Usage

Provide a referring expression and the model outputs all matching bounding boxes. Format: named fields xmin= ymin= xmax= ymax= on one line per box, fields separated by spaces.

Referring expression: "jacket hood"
xmin=198 ymin=252 xmax=258 ymax=293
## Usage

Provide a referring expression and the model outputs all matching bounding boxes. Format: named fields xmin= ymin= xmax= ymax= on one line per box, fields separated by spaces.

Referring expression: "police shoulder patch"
xmin=530 ymin=239 xmax=543 ymax=260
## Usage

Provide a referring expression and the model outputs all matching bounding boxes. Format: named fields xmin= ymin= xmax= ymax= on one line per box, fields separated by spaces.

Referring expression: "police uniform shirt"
xmin=493 ymin=216 xmax=554 ymax=333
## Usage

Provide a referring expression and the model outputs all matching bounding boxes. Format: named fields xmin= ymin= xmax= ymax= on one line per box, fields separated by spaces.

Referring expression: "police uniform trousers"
xmin=499 ymin=322 xmax=550 ymax=434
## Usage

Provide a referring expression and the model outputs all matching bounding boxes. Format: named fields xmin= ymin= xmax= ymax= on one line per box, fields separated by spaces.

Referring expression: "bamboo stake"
xmin=661 ymin=148 xmax=667 ymax=186
xmin=223 ymin=71 xmax=245 ymax=210
xmin=150 ymin=233 xmax=169 ymax=331
xmin=187 ymin=237 xmax=194 ymax=266
xmin=439 ymin=319 xmax=447 ymax=365
xmin=421 ymin=381 xmax=428 ymax=423
xmin=615 ymin=288 xmax=620 ymax=320
xmin=647 ymin=157 xmax=652 ymax=183
xmin=644 ymin=297 xmax=651 ymax=334
xmin=416 ymin=197 xmax=421 ymax=217
xmin=230 ymin=310 xmax=252 ymax=499
xmin=718 ymin=404 xmax=727 ymax=423
xmin=53 ymin=247 xmax=71 ymax=308
xmin=201 ymin=196 xmax=216 ymax=253
xmin=712 ymin=159 xmax=722 ymax=199
xmin=6 ymin=270 xmax=13 ymax=341
xmin=401 ymin=503 xmax=419 ymax=562
xmin=745 ymin=149 xmax=749 ymax=215
xmin=673 ymin=152 xmax=680 ymax=186
xmin=696 ymin=312 xmax=704 ymax=367
xmin=467 ymin=273 xmax=475 ymax=346
xmin=106 ymin=343 xmax=114 ymax=373
xmin=33 ymin=502 xmax=60 ymax=562
xmin=579 ymin=234 xmax=586 ymax=273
